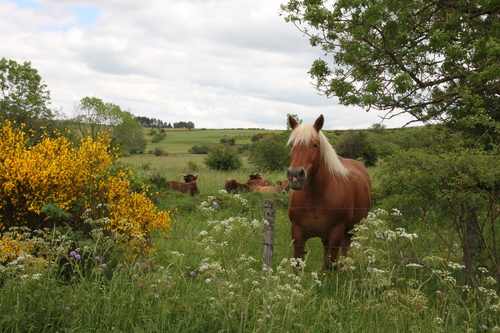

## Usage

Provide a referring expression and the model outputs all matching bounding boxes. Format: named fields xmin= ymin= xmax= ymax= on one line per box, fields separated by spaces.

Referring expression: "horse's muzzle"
xmin=286 ymin=167 xmax=306 ymax=190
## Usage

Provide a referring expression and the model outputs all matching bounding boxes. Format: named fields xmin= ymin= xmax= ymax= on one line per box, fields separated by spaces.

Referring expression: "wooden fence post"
xmin=262 ymin=199 xmax=275 ymax=273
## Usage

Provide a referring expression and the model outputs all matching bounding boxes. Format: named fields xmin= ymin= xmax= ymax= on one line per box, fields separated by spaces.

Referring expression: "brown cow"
xmin=224 ymin=178 xmax=251 ymax=193
xmin=253 ymin=184 xmax=286 ymax=194
xmin=276 ymin=180 xmax=290 ymax=192
xmin=245 ymin=173 xmax=271 ymax=187
xmin=167 ymin=174 xmax=199 ymax=196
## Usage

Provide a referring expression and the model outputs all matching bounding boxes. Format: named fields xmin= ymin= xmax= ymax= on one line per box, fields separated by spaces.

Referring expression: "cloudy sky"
xmin=2 ymin=0 xmax=418 ymax=129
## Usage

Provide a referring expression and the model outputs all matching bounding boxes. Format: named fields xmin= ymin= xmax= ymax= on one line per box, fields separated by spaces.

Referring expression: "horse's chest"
xmin=289 ymin=192 xmax=342 ymax=229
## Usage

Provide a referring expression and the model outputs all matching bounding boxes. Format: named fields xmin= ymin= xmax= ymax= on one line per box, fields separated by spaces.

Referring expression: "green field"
xmin=144 ymin=128 xmax=282 ymax=154
xmin=1 ymin=128 xmax=498 ymax=332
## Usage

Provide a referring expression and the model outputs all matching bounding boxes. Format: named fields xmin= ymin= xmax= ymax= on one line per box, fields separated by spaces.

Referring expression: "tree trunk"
xmin=462 ymin=208 xmax=479 ymax=287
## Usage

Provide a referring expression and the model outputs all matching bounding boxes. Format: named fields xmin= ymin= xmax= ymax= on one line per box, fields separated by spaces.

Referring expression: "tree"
xmin=378 ymin=148 xmax=500 ymax=286
xmin=136 ymin=116 xmax=168 ymax=128
xmin=115 ymin=119 xmax=147 ymax=154
xmin=0 ymin=58 xmax=54 ymax=132
xmin=248 ymin=133 xmax=290 ymax=171
xmin=281 ymin=0 xmax=500 ymax=286
xmin=281 ymin=0 xmax=500 ymax=143
xmin=73 ymin=97 xmax=146 ymax=155
xmin=203 ymin=145 xmax=242 ymax=171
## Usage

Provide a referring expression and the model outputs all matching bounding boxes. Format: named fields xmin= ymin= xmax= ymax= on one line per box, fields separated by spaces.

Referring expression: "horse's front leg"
xmin=291 ymin=224 xmax=306 ymax=267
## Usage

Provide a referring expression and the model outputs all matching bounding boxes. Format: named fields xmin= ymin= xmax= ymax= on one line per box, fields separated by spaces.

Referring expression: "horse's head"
xmin=286 ymin=114 xmax=349 ymax=190
xmin=286 ymin=115 xmax=325 ymax=190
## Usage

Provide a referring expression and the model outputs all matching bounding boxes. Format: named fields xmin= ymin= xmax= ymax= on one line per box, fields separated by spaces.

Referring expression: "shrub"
xmin=149 ymin=173 xmax=169 ymax=189
xmin=248 ymin=133 xmax=290 ymax=171
xmin=203 ymin=145 xmax=242 ymax=171
xmin=336 ymin=131 xmax=378 ymax=166
xmin=189 ymin=144 xmax=212 ymax=154
xmin=186 ymin=161 xmax=199 ymax=171
xmin=152 ymin=132 xmax=166 ymax=143
xmin=154 ymin=147 xmax=168 ymax=156
xmin=0 ymin=120 xmax=170 ymax=259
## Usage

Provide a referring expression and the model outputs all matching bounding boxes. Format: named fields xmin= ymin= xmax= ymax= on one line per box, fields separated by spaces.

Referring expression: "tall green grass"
xmin=1 ymin=133 xmax=499 ymax=332
xmin=1 ymin=204 xmax=498 ymax=332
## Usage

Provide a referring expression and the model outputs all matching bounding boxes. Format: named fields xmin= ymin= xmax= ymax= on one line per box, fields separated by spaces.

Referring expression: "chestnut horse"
xmin=286 ymin=115 xmax=371 ymax=270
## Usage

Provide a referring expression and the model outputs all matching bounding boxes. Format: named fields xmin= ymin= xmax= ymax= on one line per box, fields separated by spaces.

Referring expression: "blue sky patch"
xmin=74 ymin=5 xmax=101 ymax=26
xmin=9 ymin=1 xmax=101 ymax=26
xmin=9 ymin=0 xmax=40 ymax=9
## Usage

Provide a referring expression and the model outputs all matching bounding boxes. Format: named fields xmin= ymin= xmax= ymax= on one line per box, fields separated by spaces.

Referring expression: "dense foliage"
xmin=0 ymin=119 xmax=170 ymax=261
xmin=378 ymin=146 xmax=500 ymax=284
xmin=281 ymin=0 xmax=500 ymax=134
xmin=73 ymin=96 xmax=147 ymax=155
xmin=203 ymin=145 xmax=243 ymax=171
xmin=336 ymin=130 xmax=378 ymax=166
xmin=0 ymin=58 xmax=58 ymax=142
xmin=248 ymin=133 xmax=290 ymax=171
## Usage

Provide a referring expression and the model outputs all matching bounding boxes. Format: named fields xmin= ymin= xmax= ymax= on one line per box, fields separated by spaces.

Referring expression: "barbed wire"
xmin=150 ymin=231 xmax=454 ymax=254
xmin=161 ymin=200 xmax=372 ymax=210
xmin=153 ymin=199 xmax=450 ymax=253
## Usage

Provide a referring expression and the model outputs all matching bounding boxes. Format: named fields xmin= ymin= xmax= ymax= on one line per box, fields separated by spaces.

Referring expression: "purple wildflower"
xmin=65 ymin=307 xmax=71 ymax=311
xmin=101 ymin=264 xmax=107 ymax=269
xmin=138 ymin=284 xmax=142 ymax=288
xmin=74 ymin=254 xmax=81 ymax=260
xmin=94 ymin=256 xmax=101 ymax=261
xmin=70 ymin=251 xmax=77 ymax=257
xmin=482 ymin=325 xmax=488 ymax=330
xmin=189 ymin=271 xmax=196 ymax=277
xmin=136 ymin=262 xmax=141 ymax=267
xmin=436 ymin=290 xmax=442 ymax=294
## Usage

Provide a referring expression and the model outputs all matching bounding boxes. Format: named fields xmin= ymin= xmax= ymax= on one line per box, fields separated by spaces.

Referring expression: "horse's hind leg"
xmin=341 ymin=234 xmax=353 ymax=258
xmin=322 ymin=241 xmax=341 ymax=270
xmin=322 ymin=222 xmax=350 ymax=270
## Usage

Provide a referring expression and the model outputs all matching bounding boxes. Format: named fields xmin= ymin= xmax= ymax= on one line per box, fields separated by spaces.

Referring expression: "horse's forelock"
xmin=287 ymin=123 xmax=318 ymax=147
xmin=288 ymin=123 xmax=350 ymax=179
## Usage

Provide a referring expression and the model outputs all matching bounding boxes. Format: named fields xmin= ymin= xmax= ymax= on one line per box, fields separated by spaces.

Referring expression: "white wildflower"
xmin=406 ymin=263 xmax=424 ymax=268
xmin=447 ymin=262 xmax=465 ymax=270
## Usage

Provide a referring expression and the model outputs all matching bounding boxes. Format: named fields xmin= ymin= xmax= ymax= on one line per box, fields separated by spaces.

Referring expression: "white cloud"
xmin=2 ymin=0 xmax=420 ymax=129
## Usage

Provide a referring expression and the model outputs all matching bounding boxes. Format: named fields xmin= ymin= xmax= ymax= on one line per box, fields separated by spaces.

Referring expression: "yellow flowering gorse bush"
xmin=0 ymin=120 xmax=170 ymax=259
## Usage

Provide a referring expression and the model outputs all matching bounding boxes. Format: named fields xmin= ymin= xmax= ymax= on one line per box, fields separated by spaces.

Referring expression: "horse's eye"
xmin=313 ymin=143 xmax=319 ymax=148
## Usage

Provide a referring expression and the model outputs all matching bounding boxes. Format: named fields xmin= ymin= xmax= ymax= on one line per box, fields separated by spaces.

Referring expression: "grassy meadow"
xmin=1 ymin=128 xmax=499 ymax=332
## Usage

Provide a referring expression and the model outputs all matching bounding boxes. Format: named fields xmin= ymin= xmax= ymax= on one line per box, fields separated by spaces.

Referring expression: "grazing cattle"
xmin=276 ymin=180 xmax=290 ymax=192
xmin=245 ymin=173 xmax=271 ymax=187
xmin=253 ymin=184 xmax=286 ymax=194
xmin=287 ymin=114 xmax=371 ymax=270
xmin=181 ymin=173 xmax=198 ymax=182
xmin=167 ymin=174 xmax=199 ymax=196
xmin=224 ymin=178 xmax=251 ymax=193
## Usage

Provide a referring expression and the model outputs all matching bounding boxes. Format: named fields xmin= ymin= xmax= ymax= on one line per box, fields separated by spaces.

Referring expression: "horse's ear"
xmin=314 ymin=114 xmax=324 ymax=132
xmin=288 ymin=115 xmax=299 ymax=130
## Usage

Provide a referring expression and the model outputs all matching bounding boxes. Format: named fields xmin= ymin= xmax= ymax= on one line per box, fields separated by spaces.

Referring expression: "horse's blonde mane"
xmin=288 ymin=123 xmax=350 ymax=179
